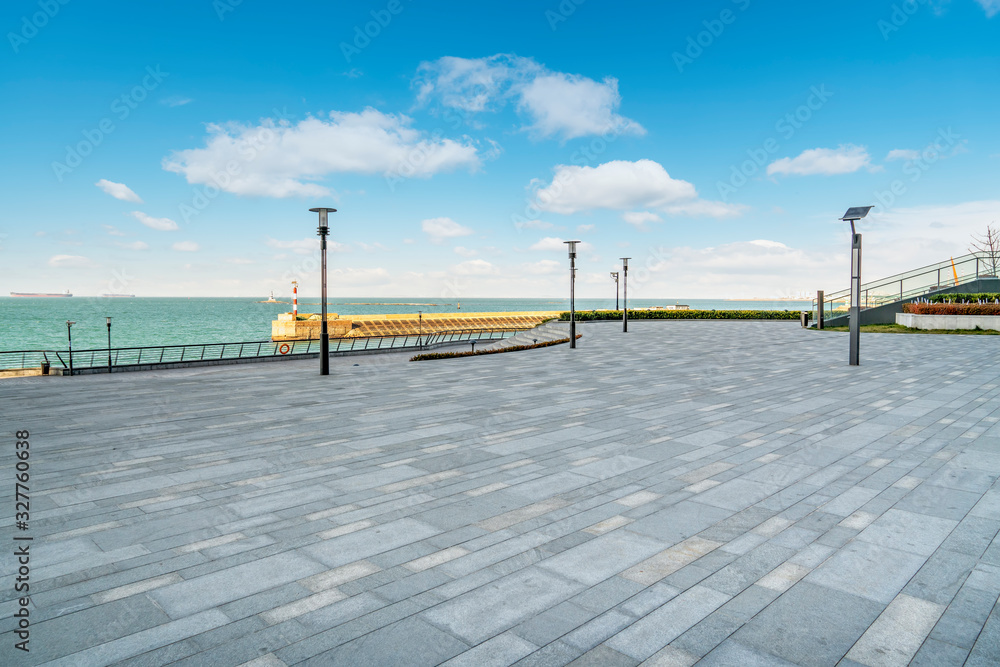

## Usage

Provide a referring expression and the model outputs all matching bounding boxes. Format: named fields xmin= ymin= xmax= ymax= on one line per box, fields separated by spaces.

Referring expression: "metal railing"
xmin=813 ymin=252 xmax=999 ymax=319
xmin=0 ymin=328 xmax=526 ymax=372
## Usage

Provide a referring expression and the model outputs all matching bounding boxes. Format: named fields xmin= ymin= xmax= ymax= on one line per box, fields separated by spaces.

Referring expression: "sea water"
xmin=0 ymin=296 xmax=810 ymax=352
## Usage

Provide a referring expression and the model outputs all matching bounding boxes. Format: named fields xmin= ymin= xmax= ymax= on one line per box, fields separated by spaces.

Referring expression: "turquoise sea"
xmin=0 ymin=297 xmax=811 ymax=352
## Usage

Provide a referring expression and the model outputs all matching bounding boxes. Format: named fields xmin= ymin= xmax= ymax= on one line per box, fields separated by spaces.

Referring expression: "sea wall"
xmin=272 ymin=311 xmax=559 ymax=341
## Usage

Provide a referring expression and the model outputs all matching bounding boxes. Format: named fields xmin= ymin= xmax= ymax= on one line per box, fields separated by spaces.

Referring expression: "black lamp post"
xmin=418 ymin=310 xmax=423 ymax=350
xmin=620 ymin=258 xmax=631 ymax=332
xmin=840 ymin=206 xmax=874 ymax=366
xmin=610 ymin=271 xmax=619 ymax=311
xmin=310 ymin=207 xmax=337 ymax=376
xmin=106 ymin=316 xmax=112 ymax=374
xmin=565 ymin=240 xmax=580 ymax=349
xmin=66 ymin=320 xmax=75 ymax=376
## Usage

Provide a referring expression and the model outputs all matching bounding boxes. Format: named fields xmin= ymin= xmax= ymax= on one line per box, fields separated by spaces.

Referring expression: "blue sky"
xmin=1 ymin=0 xmax=999 ymax=299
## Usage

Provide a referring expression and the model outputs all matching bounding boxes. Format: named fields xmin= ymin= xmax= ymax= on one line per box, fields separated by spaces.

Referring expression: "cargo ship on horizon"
xmin=10 ymin=291 xmax=72 ymax=297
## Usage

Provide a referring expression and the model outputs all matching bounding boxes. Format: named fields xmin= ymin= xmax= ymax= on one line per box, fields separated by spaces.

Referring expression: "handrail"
xmin=0 ymin=327 xmax=528 ymax=372
xmin=814 ymin=252 xmax=998 ymax=315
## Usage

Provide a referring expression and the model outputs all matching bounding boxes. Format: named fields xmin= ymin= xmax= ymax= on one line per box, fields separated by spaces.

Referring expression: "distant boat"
xmin=10 ymin=291 xmax=72 ymax=297
xmin=102 ymin=293 xmax=136 ymax=298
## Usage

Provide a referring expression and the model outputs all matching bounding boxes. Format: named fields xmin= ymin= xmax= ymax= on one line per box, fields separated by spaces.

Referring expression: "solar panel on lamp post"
xmin=839 ymin=206 xmax=874 ymax=366
xmin=310 ymin=207 xmax=337 ymax=376
xmin=565 ymin=241 xmax=580 ymax=349
xmin=620 ymin=258 xmax=631 ymax=332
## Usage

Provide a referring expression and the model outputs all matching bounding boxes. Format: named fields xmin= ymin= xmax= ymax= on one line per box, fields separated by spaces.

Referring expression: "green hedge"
xmin=410 ymin=335 xmax=581 ymax=361
xmin=559 ymin=309 xmax=800 ymax=321
xmin=903 ymin=303 xmax=1000 ymax=316
xmin=927 ymin=293 xmax=1000 ymax=304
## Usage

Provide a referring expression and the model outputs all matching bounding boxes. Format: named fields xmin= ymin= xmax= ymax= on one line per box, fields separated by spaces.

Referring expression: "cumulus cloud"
xmin=117 ymin=241 xmax=149 ymax=251
xmin=96 ymin=179 xmax=143 ymax=203
xmin=163 ymin=108 xmax=481 ymax=198
xmin=767 ymin=145 xmax=872 ymax=176
xmin=102 ymin=225 xmax=125 ymax=236
xmin=47 ymin=254 xmax=94 ymax=268
xmin=172 ymin=241 xmax=199 ymax=252
xmin=452 ymin=259 xmax=498 ymax=275
xmin=513 ymin=219 xmax=554 ymax=230
xmin=414 ymin=54 xmax=644 ymax=140
xmin=422 ymin=217 xmax=473 ymax=243
xmin=976 ymin=0 xmax=1000 ymax=17
xmin=520 ymin=259 xmax=562 ymax=275
xmin=131 ymin=211 xmax=178 ymax=231
xmin=226 ymin=257 xmax=254 ymax=264
xmin=454 ymin=246 xmax=477 ymax=257
xmin=532 ymin=160 xmax=741 ymax=218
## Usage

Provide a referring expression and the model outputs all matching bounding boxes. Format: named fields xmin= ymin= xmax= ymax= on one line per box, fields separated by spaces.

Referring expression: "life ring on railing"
xmin=278 ymin=343 xmax=291 ymax=355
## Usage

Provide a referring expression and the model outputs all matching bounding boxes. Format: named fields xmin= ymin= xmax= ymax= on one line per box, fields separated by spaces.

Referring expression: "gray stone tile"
xmin=538 ymin=530 xmax=667 ymax=586
xmin=301 ymin=616 xmax=469 ymax=666
xmin=302 ymin=518 xmax=441 ymax=568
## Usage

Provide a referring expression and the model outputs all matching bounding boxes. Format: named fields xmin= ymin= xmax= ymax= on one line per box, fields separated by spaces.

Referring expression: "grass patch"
xmin=410 ymin=335 xmax=582 ymax=361
xmin=817 ymin=324 xmax=1000 ymax=335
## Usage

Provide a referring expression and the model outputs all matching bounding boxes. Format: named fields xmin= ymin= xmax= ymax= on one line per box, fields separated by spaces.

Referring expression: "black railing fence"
xmin=0 ymin=328 xmax=525 ymax=373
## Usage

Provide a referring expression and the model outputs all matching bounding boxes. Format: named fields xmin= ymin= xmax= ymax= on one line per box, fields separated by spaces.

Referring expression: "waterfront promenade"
xmin=1 ymin=320 xmax=999 ymax=665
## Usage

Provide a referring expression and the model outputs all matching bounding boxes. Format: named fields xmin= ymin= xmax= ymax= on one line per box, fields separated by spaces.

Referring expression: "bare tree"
xmin=970 ymin=223 xmax=1000 ymax=276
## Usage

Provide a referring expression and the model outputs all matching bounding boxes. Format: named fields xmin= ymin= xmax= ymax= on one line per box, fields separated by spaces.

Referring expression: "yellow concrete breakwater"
xmin=271 ymin=311 xmax=561 ymax=341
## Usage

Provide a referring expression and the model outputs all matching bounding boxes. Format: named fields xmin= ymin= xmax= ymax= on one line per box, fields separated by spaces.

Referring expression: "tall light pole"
xmin=620 ymin=258 xmax=631 ymax=333
xmin=418 ymin=310 xmax=423 ymax=349
xmin=66 ymin=320 xmax=75 ymax=376
xmin=565 ymin=241 xmax=580 ymax=349
xmin=840 ymin=206 xmax=873 ymax=366
xmin=106 ymin=316 xmax=112 ymax=374
xmin=310 ymin=207 xmax=337 ymax=376
xmin=610 ymin=271 xmax=619 ymax=311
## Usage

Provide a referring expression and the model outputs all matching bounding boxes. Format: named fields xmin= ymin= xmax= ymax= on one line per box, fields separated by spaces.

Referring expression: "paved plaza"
xmin=3 ymin=320 xmax=1000 ymax=666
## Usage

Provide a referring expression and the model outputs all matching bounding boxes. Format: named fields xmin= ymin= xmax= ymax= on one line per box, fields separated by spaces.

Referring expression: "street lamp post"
xmin=66 ymin=320 xmax=75 ymax=376
xmin=839 ymin=206 xmax=874 ymax=366
xmin=565 ymin=241 xmax=580 ymax=349
xmin=620 ymin=258 xmax=631 ymax=333
xmin=418 ymin=310 xmax=423 ymax=350
xmin=106 ymin=317 xmax=112 ymax=374
xmin=310 ymin=207 xmax=337 ymax=376
xmin=610 ymin=271 xmax=619 ymax=311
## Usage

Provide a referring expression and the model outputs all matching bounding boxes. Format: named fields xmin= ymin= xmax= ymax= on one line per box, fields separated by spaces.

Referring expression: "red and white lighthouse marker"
xmin=292 ymin=280 xmax=298 ymax=317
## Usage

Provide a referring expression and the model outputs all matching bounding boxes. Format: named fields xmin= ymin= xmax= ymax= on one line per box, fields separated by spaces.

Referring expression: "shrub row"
xmin=926 ymin=293 xmax=1000 ymax=304
xmin=410 ymin=335 xmax=581 ymax=361
xmin=559 ymin=309 xmax=800 ymax=321
xmin=903 ymin=303 xmax=1000 ymax=316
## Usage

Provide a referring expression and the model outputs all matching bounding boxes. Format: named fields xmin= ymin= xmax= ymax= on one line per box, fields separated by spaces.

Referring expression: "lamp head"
xmin=106 ymin=316 xmax=112 ymax=326
xmin=310 ymin=207 xmax=337 ymax=233
xmin=839 ymin=206 xmax=874 ymax=222
xmin=66 ymin=320 xmax=75 ymax=327
xmin=564 ymin=240 xmax=580 ymax=258
xmin=620 ymin=257 xmax=631 ymax=268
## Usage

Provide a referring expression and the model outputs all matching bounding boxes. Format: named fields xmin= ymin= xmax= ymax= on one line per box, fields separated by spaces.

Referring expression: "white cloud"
xmin=520 ymin=259 xmax=562 ymax=275
xmin=529 ymin=237 xmax=594 ymax=252
xmin=452 ymin=259 xmax=498 ymax=275
xmin=102 ymin=224 xmax=125 ymax=236
xmin=226 ymin=257 xmax=254 ymax=264
xmin=767 ymin=145 xmax=872 ymax=176
xmin=163 ymin=108 xmax=481 ymax=198
xmin=577 ymin=224 xmax=595 ymax=233
xmin=886 ymin=149 xmax=920 ymax=161
xmin=329 ymin=267 xmax=392 ymax=286
xmin=47 ymin=254 xmax=93 ymax=268
xmin=172 ymin=241 xmax=199 ymax=252
xmin=976 ymin=0 xmax=1000 ymax=17
xmin=131 ymin=211 xmax=178 ymax=231
xmin=422 ymin=217 xmax=473 ymax=243
xmin=414 ymin=54 xmax=643 ymax=140
xmin=117 ymin=241 xmax=149 ymax=251
xmin=96 ymin=179 xmax=143 ymax=203
xmin=162 ymin=96 xmax=193 ymax=107
xmin=532 ymin=160 xmax=739 ymax=219
xmin=622 ymin=211 xmax=662 ymax=228
xmin=454 ymin=246 xmax=478 ymax=257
